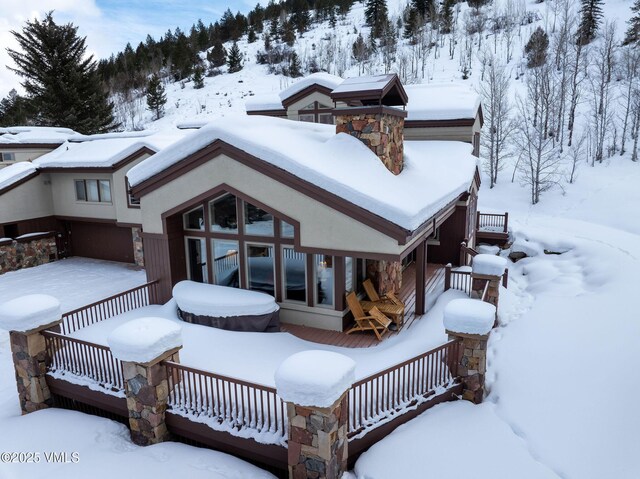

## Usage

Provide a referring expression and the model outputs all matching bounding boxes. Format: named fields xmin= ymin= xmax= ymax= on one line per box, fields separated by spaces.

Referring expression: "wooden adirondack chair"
xmin=345 ymin=291 xmax=393 ymax=341
xmin=362 ymin=279 xmax=406 ymax=323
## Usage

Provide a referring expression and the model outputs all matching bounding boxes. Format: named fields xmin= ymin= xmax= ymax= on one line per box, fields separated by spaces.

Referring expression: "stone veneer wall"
xmin=366 ymin=259 xmax=402 ymax=296
xmin=132 ymin=227 xmax=144 ymax=267
xmin=335 ymin=112 xmax=405 ymax=175
xmin=287 ymin=393 xmax=348 ymax=479
xmin=446 ymin=332 xmax=488 ymax=404
xmin=0 ymin=234 xmax=57 ymax=274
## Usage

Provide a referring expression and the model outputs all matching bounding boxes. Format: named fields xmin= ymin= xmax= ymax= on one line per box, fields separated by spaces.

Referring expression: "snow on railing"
xmin=477 ymin=212 xmax=509 ymax=233
xmin=61 ymin=281 xmax=160 ymax=334
xmin=444 ymin=265 xmax=472 ymax=296
xmin=347 ymin=340 xmax=461 ymax=438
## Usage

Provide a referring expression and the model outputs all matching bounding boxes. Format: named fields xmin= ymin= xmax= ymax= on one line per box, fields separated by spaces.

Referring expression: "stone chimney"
xmin=331 ymin=74 xmax=408 ymax=175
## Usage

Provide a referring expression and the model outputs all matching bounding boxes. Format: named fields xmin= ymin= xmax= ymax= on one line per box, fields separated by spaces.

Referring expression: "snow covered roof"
xmin=331 ymin=73 xmax=408 ymax=106
xmin=127 ymin=115 xmax=477 ymax=232
xmin=33 ymin=130 xmax=186 ymax=169
xmin=405 ymin=83 xmax=481 ymax=122
xmin=0 ymin=126 xmax=78 ymax=145
xmin=0 ymin=162 xmax=38 ymax=191
xmin=279 ymin=72 xmax=343 ymax=101
xmin=245 ymin=92 xmax=285 ymax=112
xmin=332 ymin=74 xmax=397 ymax=94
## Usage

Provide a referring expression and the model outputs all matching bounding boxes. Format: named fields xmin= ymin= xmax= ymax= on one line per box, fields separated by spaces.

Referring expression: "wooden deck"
xmin=281 ymin=263 xmax=446 ymax=348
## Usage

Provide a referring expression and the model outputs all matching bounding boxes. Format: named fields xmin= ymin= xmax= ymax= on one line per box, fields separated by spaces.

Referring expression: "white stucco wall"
xmin=139 ymin=154 xmax=406 ymax=256
xmin=0 ymin=174 xmax=54 ymax=224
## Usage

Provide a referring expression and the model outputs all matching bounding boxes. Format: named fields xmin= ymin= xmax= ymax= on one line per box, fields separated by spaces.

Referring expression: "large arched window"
xmin=181 ymin=191 xmax=336 ymax=309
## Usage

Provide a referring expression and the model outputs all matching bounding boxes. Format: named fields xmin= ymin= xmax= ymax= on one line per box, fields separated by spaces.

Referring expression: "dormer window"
xmin=297 ymin=101 xmax=334 ymax=124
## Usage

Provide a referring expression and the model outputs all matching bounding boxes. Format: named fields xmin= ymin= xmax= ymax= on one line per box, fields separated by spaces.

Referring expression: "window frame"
xmin=74 ymin=179 xmax=112 ymax=204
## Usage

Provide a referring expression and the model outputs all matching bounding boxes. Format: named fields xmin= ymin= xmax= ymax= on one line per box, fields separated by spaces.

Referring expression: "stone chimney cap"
xmin=331 ymin=74 xmax=408 ymax=107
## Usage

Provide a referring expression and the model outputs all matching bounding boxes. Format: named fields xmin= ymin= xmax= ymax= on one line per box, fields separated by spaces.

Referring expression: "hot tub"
xmin=172 ymin=281 xmax=280 ymax=332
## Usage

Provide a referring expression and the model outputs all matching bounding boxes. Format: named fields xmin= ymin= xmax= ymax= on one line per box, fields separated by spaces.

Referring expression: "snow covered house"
xmin=0 ymin=131 xmax=183 ymax=261
xmin=126 ymin=74 xmax=482 ymax=331
xmin=247 ymin=73 xmax=483 ymax=156
xmin=0 ymin=126 xmax=78 ymax=168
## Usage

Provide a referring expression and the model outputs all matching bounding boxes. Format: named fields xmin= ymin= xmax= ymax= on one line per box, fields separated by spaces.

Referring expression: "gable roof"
xmin=127 ymin=115 xmax=476 ymax=234
xmin=0 ymin=162 xmax=39 ymax=194
xmin=0 ymin=126 xmax=78 ymax=148
xmin=330 ymin=74 xmax=408 ymax=106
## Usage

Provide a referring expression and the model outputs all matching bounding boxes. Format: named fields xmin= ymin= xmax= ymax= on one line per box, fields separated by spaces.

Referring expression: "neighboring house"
xmin=246 ymin=73 xmax=483 ymax=155
xmin=126 ymin=74 xmax=481 ymax=331
xmin=0 ymin=130 xmax=185 ymax=263
xmin=0 ymin=74 xmax=483 ymax=333
xmin=0 ymin=126 xmax=78 ymax=168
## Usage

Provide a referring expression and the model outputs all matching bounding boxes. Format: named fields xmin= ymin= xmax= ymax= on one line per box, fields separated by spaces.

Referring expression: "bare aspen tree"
xmin=516 ymin=64 xmax=562 ymax=204
xmin=588 ymin=21 xmax=617 ymax=164
xmin=631 ymin=87 xmax=640 ymax=161
xmin=567 ymin=132 xmax=587 ymax=183
xmin=566 ymin=39 xmax=587 ymax=146
xmin=480 ymin=52 xmax=515 ymax=188
xmin=502 ymin=2 xmax=518 ymax=63
xmin=619 ymin=46 xmax=640 ymax=155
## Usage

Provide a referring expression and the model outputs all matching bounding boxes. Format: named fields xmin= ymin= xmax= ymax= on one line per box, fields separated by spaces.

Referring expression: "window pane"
xmin=315 ymin=254 xmax=334 ymax=307
xmin=184 ymin=206 xmax=204 ymax=230
xmin=318 ymin=113 xmax=334 ymax=125
xmin=317 ymin=102 xmax=332 ymax=109
xmin=299 ymin=114 xmax=315 ymax=123
xmin=247 ymin=244 xmax=275 ymax=296
xmin=244 ymin=202 xmax=273 ymax=236
xmin=345 ymin=257 xmax=354 ymax=293
xmin=86 ymin=180 xmax=99 ymax=202
xmin=1 ymin=152 xmax=16 ymax=162
xmin=75 ymin=180 xmax=86 ymax=201
xmin=283 ymin=247 xmax=306 ymax=302
xmin=98 ymin=180 xmax=111 ymax=202
xmin=210 ymin=193 xmax=238 ymax=233
xmin=280 ymin=220 xmax=294 ymax=238
xmin=213 ymin=239 xmax=239 ymax=287
xmin=186 ymin=238 xmax=207 ymax=283
xmin=301 ymin=102 xmax=315 ymax=110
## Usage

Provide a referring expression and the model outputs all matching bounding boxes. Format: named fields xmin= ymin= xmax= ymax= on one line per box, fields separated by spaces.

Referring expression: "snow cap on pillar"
xmin=108 ymin=317 xmax=182 ymax=363
xmin=275 ymin=350 xmax=356 ymax=407
xmin=444 ymin=298 xmax=496 ymax=336
xmin=0 ymin=294 xmax=61 ymax=332
xmin=472 ymin=254 xmax=508 ymax=276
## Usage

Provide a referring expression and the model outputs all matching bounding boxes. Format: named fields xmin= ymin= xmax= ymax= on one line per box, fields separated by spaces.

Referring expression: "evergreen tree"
xmin=412 ymin=0 xmax=434 ymax=19
xmin=623 ymin=0 xmax=640 ymax=45
xmin=403 ymin=8 xmax=422 ymax=41
xmin=365 ymin=0 xmax=389 ymax=38
xmin=207 ymin=41 xmax=227 ymax=68
xmin=329 ymin=8 xmax=338 ymax=28
xmin=440 ymin=0 xmax=454 ymax=33
xmin=291 ymin=0 xmax=312 ymax=34
xmin=281 ymin=20 xmax=296 ymax=46
xmin=525 ymin=27 xmax=549 ymax=68
xmin=0 ymin=89 xmax=33 ymax=127
xmin=577 ymin=0 xmax=604 ymax=44
xmin=288 ymin=51 xmax=303 ymax=77
xmin=146 ymin=74 xmax=167 ymax=120
xmin=248 ymin=26 xmax=258 ymax=43
xmin=263 ymin=32 xmax=272 ymax=51
xmin=7 ymin=12 xmax=116 ymax=133
xmin=227 ymin=42 xmax=244 ymax=73
xmin=269 ymin=18 xmax=280 ymax=41
xmin=193 ymin=66 xmax=205 ymax=89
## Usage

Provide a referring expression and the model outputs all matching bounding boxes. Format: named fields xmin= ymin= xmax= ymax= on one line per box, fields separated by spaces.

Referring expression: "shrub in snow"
xmin=275 ymin=351 xmax=356 ymax=408
xmin=443 ymin=298 xmax=496 ymax=336
xmin=108 ymin=317 xmax=182 ymax=363
xmin=472 ymin=254 xmax=508 ymax=276
xmin=0 ymin=294 xmax=61 ymax=332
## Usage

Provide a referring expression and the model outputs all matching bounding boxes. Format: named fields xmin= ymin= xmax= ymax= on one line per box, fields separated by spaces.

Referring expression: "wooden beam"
xmin=415 ymin=239 xmax=427 ymax=315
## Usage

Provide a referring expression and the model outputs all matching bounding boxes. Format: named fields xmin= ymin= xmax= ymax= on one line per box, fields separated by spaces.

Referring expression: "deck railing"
xmin=477 ymin=211 xmax=509 ymax=233
xmin=444 ymin=264 xmax=472 ymax=296
xmin=43 ymin=330 xmax=124 ymax=392
xmin=347 ymin=340 xmax=461 ymax=438
xmin=163 ymin=361 xmax=287 ymax=445
xmin=61 ymin=281 xmax=160 ymax=334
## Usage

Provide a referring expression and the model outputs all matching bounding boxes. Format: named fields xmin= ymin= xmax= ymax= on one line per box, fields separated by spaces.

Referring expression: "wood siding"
xmin=428 ymin=204 xmax=469 ymax=266
xmin=69 ymin=221 xmax=134 ymax=263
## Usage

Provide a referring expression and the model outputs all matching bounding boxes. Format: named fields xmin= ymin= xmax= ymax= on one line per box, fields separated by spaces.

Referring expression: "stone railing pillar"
xmin=275 ymin=351 xmax=355 ymax=479
xmin=471 ymin=254 xmax=508 ymax=311
xmin=443 ymin=298 xmax=496 ymax=404
xmin=108 ymin=317 xmax=182 ymax=446
xmin=0 ymin=295 xmax=62 ymax=414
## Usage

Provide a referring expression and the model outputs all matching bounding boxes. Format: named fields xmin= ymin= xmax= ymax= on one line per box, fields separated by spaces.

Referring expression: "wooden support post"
xmin=415 ymin=239 xmax=427 ymax=316
xmin=503 ymin=212 xmax=509 ymax=233
xmin=444 ymin=264 xmax=452 ymax=291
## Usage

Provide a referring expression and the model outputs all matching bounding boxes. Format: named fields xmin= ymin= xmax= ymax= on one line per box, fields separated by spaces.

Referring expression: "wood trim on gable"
xmin=281 ymin=84 xmax=334 ymax=109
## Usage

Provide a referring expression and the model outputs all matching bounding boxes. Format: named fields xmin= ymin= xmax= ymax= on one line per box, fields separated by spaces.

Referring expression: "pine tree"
xmin=365 ymin=0 xmax=389 ymax=39
xmin=440 ymin=0 xmax=454 ymax=33
xmin=291 ymin=0 xmax=312 ymax=34
xmin=577 ymin=0 xmax=604 ymax=45
xmin=623 ymin=0 xmax=640 ymax=45
xmin=146 ymin=74 xmax=167 ymax=120
xmin=525 ymin=27 xmax=549 ymax=68
xmin=227 ymin=42 xmax=244 ymax=73
xmin=248 ymin=26 xmax=257 ymax=43
xmin=412 ymin=0 xmax=434 ymax=19
xmin=288 ymin=51 xmax=303 ymax=77
xmin=7 ymin=12 xmax=116 ymax=133
xmin=207 ymin=41 xmax=227 ymax=68
xmin=281 ymin=20 xmax=296 ymax=46
xmin=193 ymin=66 xmax=205 ymax=89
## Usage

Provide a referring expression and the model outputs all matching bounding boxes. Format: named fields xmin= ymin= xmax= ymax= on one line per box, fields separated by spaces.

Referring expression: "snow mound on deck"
xmin=173 ymin=281 xmax=279 ymax=318
xmin=443 ymin=298 xmax=495 ymax=335
xmin=108 ymin=317 xmax=182 ymax=363
xmin=473 ymin=254 xmax=508 ymax=276
xmin=0 ymin=294 xmax=61 ymax=332
xmin=275 ymin=350 xmax=355 ymax=407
